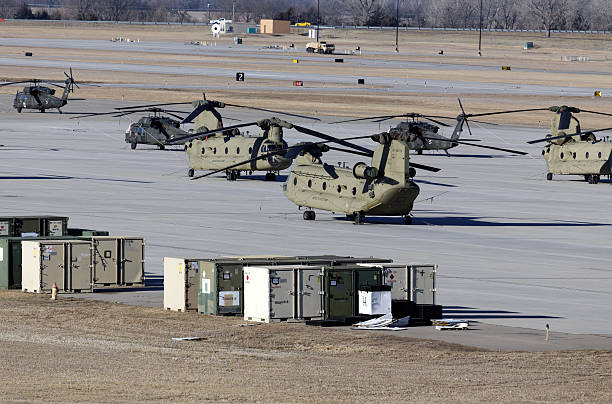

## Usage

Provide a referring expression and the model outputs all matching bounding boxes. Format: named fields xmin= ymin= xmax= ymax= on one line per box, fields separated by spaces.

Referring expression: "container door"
xmin=48 ymin=220 xmax=64 ymax=236
xmin=269 ymin=269 xmax=294 ymax=320
xmin=121 ymin=239 xmax=144 ymax=284
xmin=19 ymin=218 xmax=41 ymax=236
xmin=298 ymin=269 xmax=321 ymax=319
xmin=93 ymin=239 xmax=118 ymax=285
xmin=382 ymin=265 xmax=409 ymax=300
xmin=325 ymin=270 xmax=353 ymax=320
xmin=69 ymin=242 xmax=91 ymax=291
xmin=216 ymin=264 xmax=242 ymax=314
xmin=185 ymin=266 xmax=199 ymax=310
xmin=41 ymin=243 xmax=65 ymax=291
xmin=9 ymin=240 xmax=23 ymax=289
xmin=410 ymin=265 xmax=436 ymax=305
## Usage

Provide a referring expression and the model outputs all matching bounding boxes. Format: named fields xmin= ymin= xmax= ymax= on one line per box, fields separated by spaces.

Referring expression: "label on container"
xmin=219 ymin=291 xmax=239 ymax=306
xmin=201 ymin=278 xmax=210 ymax=294
xmin=0 ymin=247 xmax=3 ymax=262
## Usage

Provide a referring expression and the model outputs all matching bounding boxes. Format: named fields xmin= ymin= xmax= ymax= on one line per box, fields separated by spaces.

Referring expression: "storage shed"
xmin=260 ymin=19 xmax=290 ymax=34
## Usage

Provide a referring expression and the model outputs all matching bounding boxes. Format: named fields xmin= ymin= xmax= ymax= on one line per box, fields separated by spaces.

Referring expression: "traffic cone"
xmin=51 ymin=282 xmax=57 ymax=300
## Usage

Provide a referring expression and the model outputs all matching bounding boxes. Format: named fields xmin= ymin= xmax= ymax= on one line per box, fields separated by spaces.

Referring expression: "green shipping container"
xmin=323 ymin=267 xmax=382 ymax=322
xmin=67 ymin=228 xmax=110 ymax=237
xmin=194 ymin=256 xmax=391 ymax=316
xmin=0 ymin=216 xmax=68 ymax=237
xmin=0 ymin=238 xmax=23 ymax=289
xmin=247 ymin=27 xmax=257 ymax=34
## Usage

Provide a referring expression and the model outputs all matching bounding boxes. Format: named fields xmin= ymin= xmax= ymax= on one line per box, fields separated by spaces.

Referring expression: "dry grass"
xmin=0 ymin=291 xmax=611 ymax=402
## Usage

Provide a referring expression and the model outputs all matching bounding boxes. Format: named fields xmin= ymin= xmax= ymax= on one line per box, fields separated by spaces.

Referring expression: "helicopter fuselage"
xmin=543 ymin=139 xmax=612 ymax=182
xmin=391 ymin=121 xmax=459 ymax=154
xmin=185 ymin=134 xmax=291 ymax=175
xmin=125 ymin=116 xmax=187 ymax=149
xmin=284 ymin=140 xmax=420 ymax=220
xmin=13 ymin=87 xmax=66 ymax=112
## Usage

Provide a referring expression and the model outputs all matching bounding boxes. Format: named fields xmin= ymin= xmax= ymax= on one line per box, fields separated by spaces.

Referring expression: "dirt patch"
xmin=0 ymin=291 xmax=610 ymax=402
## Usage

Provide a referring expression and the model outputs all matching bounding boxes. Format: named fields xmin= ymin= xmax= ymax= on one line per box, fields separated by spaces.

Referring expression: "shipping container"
xmin=163 ymin=257 xmax=199 ymax=312
xmin=0 ymin=216 xmax=68 ymax=237
xmin=360 ymin=263 xmax=437 ymax=304
xmin=21 ymin=240 xmax=93 ymax=293
xmin=243 ymin=265 xmax=322 ymax=322
xmin=192 ymin=256 xmax=391 ymax=316
xmin=323 ymin=266 xmax=382 ymax=322
xmin=91 ymin=237 xmax=145 ymax=287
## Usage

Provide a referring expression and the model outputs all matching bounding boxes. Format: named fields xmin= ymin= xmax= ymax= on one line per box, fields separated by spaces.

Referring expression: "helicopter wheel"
xmin=265 ymin=172 xmax=276 ymax=181
xmin=226 ymin=170 xmax=237 ymax=181
xmin=158 ymin=145 xmax=165 ymax=150
xmin=303 ymin=210 xmax=315 ymax=221
xmin=130 ymin=143 xmax=137 ymax=150
xmin=353 ymin=212 xmax=364 ymax=225
xmin=188 ymin=168 xmax=194 ymax=177
xmin=547 ymin=173 xmax=553 ymax=181
xmin=16 ymin=107 xmax=22 ymax=113
xmin=403 ymin=215 xmax=412 ymax=225
xmin=417 ymin=150 xmax=423 ymax=155
xmin=40 ymin=109 xmax=45 ymax=113
xmin=346 ymin=213 xmax=355 ymax=221
xmin=588 ymin=174 xmax=600 ymax=184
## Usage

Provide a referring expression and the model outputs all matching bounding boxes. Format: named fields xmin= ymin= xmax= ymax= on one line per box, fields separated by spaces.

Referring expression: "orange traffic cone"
xmin=51 ymin=282 xmax=57 ymax=300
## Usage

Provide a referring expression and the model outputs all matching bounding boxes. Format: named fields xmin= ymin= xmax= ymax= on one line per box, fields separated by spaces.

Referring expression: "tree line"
xmin=1 ymin=0 xmax=611 ymax=35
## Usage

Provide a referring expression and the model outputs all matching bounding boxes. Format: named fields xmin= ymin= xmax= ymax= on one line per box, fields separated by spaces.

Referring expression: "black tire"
xmin=188 ymin=168 xmax=194 ymax=177
xmin=40 ymin=109 xmax=45 ymax=113
xmin=547 ymin=173 xmax=553 ymax=181
xmin=158 ymin=145 xmax=165 ymax=150
xmin=594 ymin=175 xmax=600 ymax=184
xmin=403 ymin=215 xmax=412 ymax=225
xmin=16 ymin=107 xmax=22 ymax=113
xmin=417 ymin=150 xmax=423 ymax=155
xmin=303 ymin=211 xmax=315 ymax=221
xmin=588 ymin=174 xmax=597 ymax=184
xmin=131 ymin=143 xmax=137 ymax=150
xmin=346 ymin=214 xmax=355 ymax=221
xmin=354 ymin=212 xmax=363 ymax=225
xmin=306 ymin=47 xmax=313 ymax=53
xmin=317 ymin=49 xmax=323 ymax=54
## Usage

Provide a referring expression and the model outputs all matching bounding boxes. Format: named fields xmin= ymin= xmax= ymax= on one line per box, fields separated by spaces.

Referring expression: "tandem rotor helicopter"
xmin=0 ymin=68 xmax=84 ymax=113
xmin=171 ymin=117 xmax=526 ymax=224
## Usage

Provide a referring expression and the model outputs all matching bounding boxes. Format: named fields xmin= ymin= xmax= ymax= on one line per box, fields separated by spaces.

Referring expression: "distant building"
xmin=260 ymin=19 xmax=290 ymax=34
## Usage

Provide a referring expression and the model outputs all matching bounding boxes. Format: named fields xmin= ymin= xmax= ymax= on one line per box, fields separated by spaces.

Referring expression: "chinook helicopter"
xmin=1 ymin=68 xmax=82 ymax=113
xmin=526 ymin=106 xmax=612 ymax=184
xmin=184 ymin=120 xmax=526 ymax=224
xmin=329 ymin=101 xmax=489 ymax=155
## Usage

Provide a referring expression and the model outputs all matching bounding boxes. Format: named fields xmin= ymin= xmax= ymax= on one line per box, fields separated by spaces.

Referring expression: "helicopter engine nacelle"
xmin=353 ymin=162 xmax=378 ymax=179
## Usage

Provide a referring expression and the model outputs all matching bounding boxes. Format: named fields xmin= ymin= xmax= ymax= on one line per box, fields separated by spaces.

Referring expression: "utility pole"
xmin=232 ymin=0 xmax=235 ymax=22
xmin=395 ymin=0 xmax=399 ymax=52
xmin=478 ymin=0 xmax=483 ymax=56
xmin=208 ymin=3 xmax=210 ymax=22
xmin=316 ymin=0 xmax=320 ymax=43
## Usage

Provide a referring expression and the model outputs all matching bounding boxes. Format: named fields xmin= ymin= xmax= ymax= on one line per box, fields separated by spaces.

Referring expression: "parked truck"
xmin=306 ymin=41 xmax=335 ymax=54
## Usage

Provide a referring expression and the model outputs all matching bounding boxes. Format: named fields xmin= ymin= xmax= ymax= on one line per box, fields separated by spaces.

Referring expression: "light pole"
xmin=232 ymin=0 xmax=235 ymax=22
xmin=208 ymin=3 xmax=210 ymax=22
xmin=395 ymin=0 xmax=399 ymax=52
xmin=478 ymin=0 xmax=483 ymax=56
xmin=316 ymin=0 xmax=320 ymax=43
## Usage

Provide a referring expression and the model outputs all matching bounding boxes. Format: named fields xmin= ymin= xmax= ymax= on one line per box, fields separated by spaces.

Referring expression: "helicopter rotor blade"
xmin=165 ymin=121 xmax=260 ymax=145
xmin=422 ymin=135 xmax=527 ymax=155
xmin=423 ymin=117 xmax=451 ymax=127
xmin=224 ymin=103 xmax=320 ymax=121
xmin=410 ymin=162 xmax=441 ymax=173
xmin=191 ymin=149 xmax=292 ymax=180
xmin=326 ymin=146 xmax=375 ymax=157
xmin=457 ymin=98 xmax=473 ymax=136
xmin=181 ymin=103 xmax=209 ymax=124
xmin=577 ymin=109 xmax=612 ymax=118
xmin=292 ymin=124 xmax=374 ymax=156
xmin=330 ymin=115 xmax=399 ymax=124
xmin=527 ymin=126 xmax=612 ymax=144
xmin=115 ymin=101 xmax=192 ymax=110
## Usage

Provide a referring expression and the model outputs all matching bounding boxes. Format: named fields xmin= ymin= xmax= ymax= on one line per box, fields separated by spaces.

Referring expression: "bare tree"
xmin=530 ymin=0 xmax=568 ymax=37
xmin=347 ymin=0 xmax=380 ymax=25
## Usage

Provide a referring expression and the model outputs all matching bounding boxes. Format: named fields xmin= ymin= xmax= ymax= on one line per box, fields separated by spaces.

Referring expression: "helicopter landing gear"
xmin=353 ymin=212 xmax=364 ymax=225
xmin=547 ymin=173 xmax=553 ymax=181
xmin=265 ymin=172 xmax=276 ymax=181
xmin=158 ymin=145 xmax=165 ymax=150
xmin=346 ymin=213 xmax=355 ymax=221
xmin=40 ymin=109 xmax=45 ymax=113
xmin=16 ymin=107 xmax=22 ymax=113
xmin=188 ymin=168 xmax=194 ymax=177
xmin=417 ymin=150 xmax=423 ymax=155
xmin=303 ymin=210 xmax=316 ymax=221
xmin=587 ymin=174 xmax=600 ymax=184
xmin=403 ymin=215 xmax=412 ymax=225
xmin=130 ymin=143 xmax=137 ymax=150
xmin=226 ymin=170 xmax=238 ymax=181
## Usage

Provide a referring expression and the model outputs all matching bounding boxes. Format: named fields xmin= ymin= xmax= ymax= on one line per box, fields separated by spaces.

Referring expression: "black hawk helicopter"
xmin=1 ymin=68 xmax=82 ymax=113
xmin=329 ymin=99 xmax=493 ymax=155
